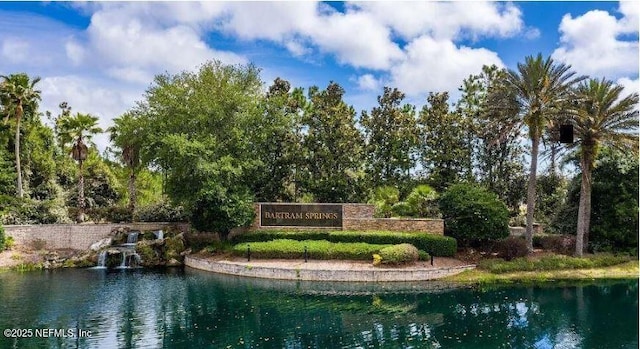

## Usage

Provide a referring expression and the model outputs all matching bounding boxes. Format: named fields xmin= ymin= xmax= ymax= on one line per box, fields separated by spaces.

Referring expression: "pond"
xmin=0 ymin=268 xmax=637 ymax=348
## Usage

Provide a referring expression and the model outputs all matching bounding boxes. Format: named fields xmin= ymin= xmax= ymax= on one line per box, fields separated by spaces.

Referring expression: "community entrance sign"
xmin=260 ymin=203 xmax=343 ymax=227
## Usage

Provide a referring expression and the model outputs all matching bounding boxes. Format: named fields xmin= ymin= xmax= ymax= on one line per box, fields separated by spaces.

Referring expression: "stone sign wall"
xmin=253 ymin=203 xmax=443 ymax=234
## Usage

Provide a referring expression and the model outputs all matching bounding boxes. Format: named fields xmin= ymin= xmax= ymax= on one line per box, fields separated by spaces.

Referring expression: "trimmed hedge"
xmin=478 ymin=254 xmax=632 ymax=274
xmin=233 ymin=230 xmax=457 ymax=257
xmin=232 ymin=239 xmax=392 ymax=260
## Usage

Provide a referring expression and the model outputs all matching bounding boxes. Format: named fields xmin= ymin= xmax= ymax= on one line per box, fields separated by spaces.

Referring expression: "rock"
xmin=90 ymin=237 xmax=112 ymax=251
xmin=166 ymin=258 xmax=182 ymax=267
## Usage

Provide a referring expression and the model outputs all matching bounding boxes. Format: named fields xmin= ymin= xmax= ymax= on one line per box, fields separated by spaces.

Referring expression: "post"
xmin=247 ymin=245 xmax=251 ymax=262
xmin=430 ymin=255 xmax=434 ymax=266
xmin=304 ymin=246 xmax=308 ymax=263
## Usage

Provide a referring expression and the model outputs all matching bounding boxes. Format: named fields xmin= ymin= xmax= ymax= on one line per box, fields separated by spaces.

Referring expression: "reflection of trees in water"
xmin=0 ymin=271 xmax=637 ymax=349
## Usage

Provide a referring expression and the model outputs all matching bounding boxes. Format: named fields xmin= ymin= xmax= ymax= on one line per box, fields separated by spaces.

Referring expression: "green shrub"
xmin=377 ymin=244 xmax=419 ymax=265
xmin=233 ymin=230 xmax=457 ymax=257
xmin=404 ymin=184 xmax=440 ymax=218
xmin=494 ymin=237 xmax=528 ymax=261
xmin=368 ymin=186 xmax=400 ymax=218
xmin=478 ymin=254 xmax=632 ymax=274
xmin=232 ymin=239 xmax=391 ymax=260
xmin=418 ymin=250 xmax=430 ymax=261
xmin=190 ymin=189 xmax=254 ymax=239
xmin=134 ymin=200 xmax=188 ymax=222
xmin=0 ymin=197 xmax=71 ymax=224
xmin=439 ymin=183 xmax=509 ymax=244
xmin=184 ymin=233 xmax=220 ymax=252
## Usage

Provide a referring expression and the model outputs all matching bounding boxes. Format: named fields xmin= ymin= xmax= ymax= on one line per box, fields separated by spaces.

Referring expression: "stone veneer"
xmin=253 ymin=203 xmax=443 ymax=234
xmin=185 ymin=256 xmax=475 ymax=282
xmin=5 ymin=222 xmax=190 ymax=250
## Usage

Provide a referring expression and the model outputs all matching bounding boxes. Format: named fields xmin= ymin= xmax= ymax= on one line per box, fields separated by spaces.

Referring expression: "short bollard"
xmin=304 ymin=246 xmax=308 ymax=263
xmin=430 ymin=255 xmax=434 ymax=266
xmin=247 ymin=245 xmax=251 ymax=262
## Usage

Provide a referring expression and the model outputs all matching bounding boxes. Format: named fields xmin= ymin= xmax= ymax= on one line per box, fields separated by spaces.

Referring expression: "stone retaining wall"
xmin=5 ymin=222 xmax=190 ymax=250
xmin=343 ymin=218 xmax=443 ymax=234
xmin=185 ymin=256 xmax=475 ymax=282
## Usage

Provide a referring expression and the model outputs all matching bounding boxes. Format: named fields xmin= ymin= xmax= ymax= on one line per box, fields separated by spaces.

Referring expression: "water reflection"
xmin=0 ymin=268 xmax=637 ymax=348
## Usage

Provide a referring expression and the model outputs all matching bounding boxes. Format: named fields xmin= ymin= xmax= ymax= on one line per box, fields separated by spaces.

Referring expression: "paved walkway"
xmin=185 ymin=255 xmax=476 ymax=282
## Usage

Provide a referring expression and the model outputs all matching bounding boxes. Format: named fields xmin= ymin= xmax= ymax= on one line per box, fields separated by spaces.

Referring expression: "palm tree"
xmin=108 ymin=112 xmax=144 ymax=213
xmin=58 ymin=113 xmax=103 ymax=222
xmin=0 ymin=74 xmax=41 ymax=198
xmin=504 ymin=54 xmax=585 ymax=251
xmin=570 ymin=78 xmax=638 ymax=256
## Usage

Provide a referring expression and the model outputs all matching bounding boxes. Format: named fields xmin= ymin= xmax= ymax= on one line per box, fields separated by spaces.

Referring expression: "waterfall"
xmin=154 ymin=230 xmax=164 ymax=240
xmin=96 ymin=251 xmax=107 ymax=268
xmin=127 ymin=232 xmax=139 ymax=244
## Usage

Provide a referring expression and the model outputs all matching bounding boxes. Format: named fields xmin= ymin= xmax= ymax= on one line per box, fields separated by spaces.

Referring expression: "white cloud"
xmin=389 ymin=36 xmax=504 ymax=97
xmin=616 ymin=77 xmax=639 ymax=97
xmin=355 ymin=74 xmax=382 ymax=91
xmin=350 ymin=1 xmax=524 ymax=41
xmin=1 ymin=39 xmax=30 ymax=64
xmin=552 ymin=5 xmax=639 ymax=79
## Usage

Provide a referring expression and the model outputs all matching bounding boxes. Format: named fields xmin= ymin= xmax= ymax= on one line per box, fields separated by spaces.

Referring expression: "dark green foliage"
xmin=418 ymin=92 xmax=472 ymax=191
xmin=378 ymin=243 xmax=419 ymax=265
xmin=418 ymin=250 xmax=430 ymax=261
xmin=361 ymin=87 xmax=417 ymax=191
xmin=190 ymin=188 xmax=255 ymax=239
xmin=0 ymin=196 xmax=69 ymax=224
xmin=439 ymin=183 xmax=510 ymax=244
xmin=367 ymin=186 xmax=400 ymax=218
xmin=478 ymin=254 xmax=632 ymax=274
xmin=301 ymin=82 xmax=365 ymax=203
xmin=0 ymin=223 xmax=5 ymax=250
xmin=402 ymin=184 xmax=440 ymax=218
xmin=535 ymin=173 xmax=568 ymax=225
xmin=184 ymin=233 xmax=221 ymax=252
xmin=91 ymin=205 xmax=132 ymax=223
xmin=494 ymin=237 xmax=529 ymax=261
xmin=134 ymin=200 xmax=187 ymax=222
xmin=232 ymin=239 xmax=391 ymax=260
xmin=233 ymin=230 xmax=457 ymax=257
xmin=552 ymin=148 xmax=639 ymax=252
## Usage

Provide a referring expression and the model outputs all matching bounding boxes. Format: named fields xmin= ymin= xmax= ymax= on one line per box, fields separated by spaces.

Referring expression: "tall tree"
xmin=58 ymin=113 xmax=103 ymax=222
xmin=0 ymin=73 xmax=41 ymax=198
xmin=458 ymin=65 xmax=525 ymax=212
xmin=137 ymin=60 xmax=263 ymax=238
xmin=569 ymin=78 xmax=638 ymax=256
xmin=418 ymin=92 xmax=470 ymax=191
xmin=109 ymin=111 xmax=145 ymax=212
xmin=361 ymin=87 xmax=417 ymax=193
xmin=501 ymin=54 xmax=584 ymax=251
xmin=301 ymin=82 xmax=364 ymax=202
xmin=249 ymin=78 xmax=305 ymax=202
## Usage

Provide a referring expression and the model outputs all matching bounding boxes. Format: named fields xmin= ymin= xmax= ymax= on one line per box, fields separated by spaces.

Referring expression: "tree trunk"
xmin=128 ymin=168 xmax=137 ymax=213
xmin=575 ymin=156 xmax=593 ymax=256
xmin=525 ymin=135 xmax=540 ymax=252
xmin=14 ymin=111 xmax=23 ymax=198
xmin=77 ymin=159 xmax=85 ymax=223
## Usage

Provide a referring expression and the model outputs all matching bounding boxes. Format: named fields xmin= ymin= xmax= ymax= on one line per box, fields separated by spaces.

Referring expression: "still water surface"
xmin=0 ymin=268 xmax=637 ymax=348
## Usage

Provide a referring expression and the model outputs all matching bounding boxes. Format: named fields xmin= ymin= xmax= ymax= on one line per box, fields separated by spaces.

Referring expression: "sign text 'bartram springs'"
xmin=263 ymin=212 xmax=339 ymax=220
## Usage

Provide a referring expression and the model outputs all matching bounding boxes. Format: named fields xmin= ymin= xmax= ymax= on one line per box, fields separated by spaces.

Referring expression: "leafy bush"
xmin=232 ymin=239 xmax=391 ymax=260
xmin=190 ymin=189 xmax=255 ymax=239
xmin=233 ymin=230 xmax=457 ymax=257
xmin=478 ymin=254 xmax=632 ymax=274
xmin=494 ymin=237 xmax=528 ymax=261
xmin=533 ymin=235 xmax=575 ymax=255
xmin=368 ymin=186 xmax=400 ymax=218
xmin=439 ymin=183 xmax=509 ymax=244
xmin=184 ymin=233 xmax=220 ymax=252
xmin=0 ymin=196 xmax=71 ymax=224
xmin=134 ymin=200 xmax=188 ymax=222
xmin=88 ymin=206 xmax=133 ymax=223
xmin=377 ymin=243 xmax=419 ymax=265
xmin=404 ymin=184 xmax=440 ymax=218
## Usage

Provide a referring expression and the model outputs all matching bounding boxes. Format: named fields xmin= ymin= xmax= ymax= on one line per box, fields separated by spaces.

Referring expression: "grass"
xmin=477 ymin=254 xmax=633 ymax=274
xmin=445 ymin=254 xmax=638 ymax=285
xmin=232 ymin=239 xmax=393 ymax=260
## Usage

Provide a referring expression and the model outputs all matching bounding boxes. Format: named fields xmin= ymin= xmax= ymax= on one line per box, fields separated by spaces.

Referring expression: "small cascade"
xmin=127 ymin=232 xmax=140 ymax=244
xmin=154 ymin=230 xmax=164 ymax=240
xmin=116 ymin=249 xmax=142 ymax=269
xmin=97 ymin=251 xmax=107 ymax=268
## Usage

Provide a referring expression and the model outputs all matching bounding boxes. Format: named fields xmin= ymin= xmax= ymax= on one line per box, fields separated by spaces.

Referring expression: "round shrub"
xmin=377 ymin=243 xmax=419 ymax=265
xmin=494 ymin=237 xmax=528 ymax=261
xmin=439 ymin=183 xmax=509 ymax=244
xmin=134 ymin=200 xmax=188 ymax=222
xmin=405 ymin=184 xmax=440 ymax=218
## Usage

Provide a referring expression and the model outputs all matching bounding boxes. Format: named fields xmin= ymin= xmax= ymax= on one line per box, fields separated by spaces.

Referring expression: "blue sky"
xmin=0 ymin=1 xmax=638 ymax=152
